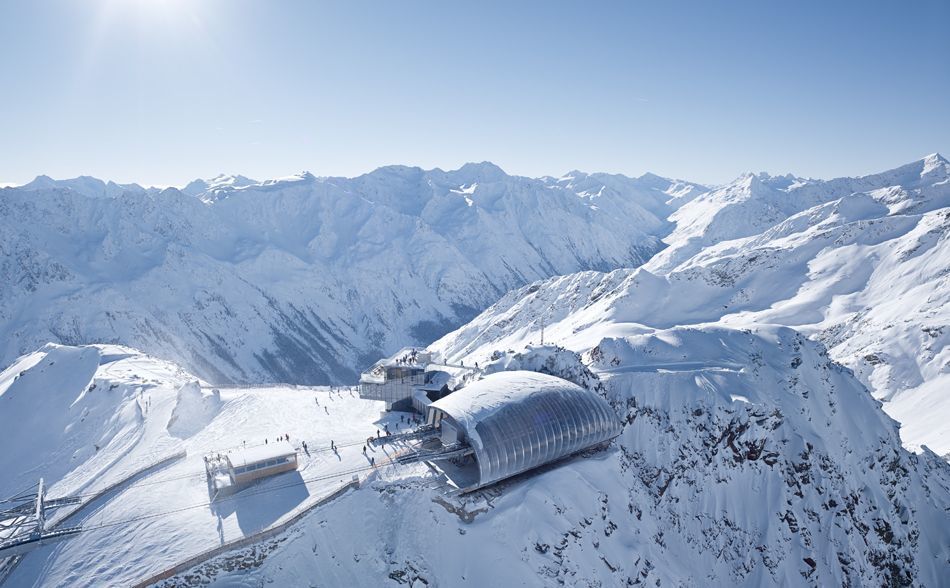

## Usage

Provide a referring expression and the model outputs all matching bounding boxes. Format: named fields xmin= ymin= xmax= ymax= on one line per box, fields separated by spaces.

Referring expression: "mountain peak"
xmin=182 ymin=174 xmax=259 ymax=197
xmin=922 ymin=152 xmax=949 ymax=174
xmin=453 ymin=161 xmax=507 ymax=182
xmin=25 ymin=174 xmax=56 ymax=188
xmin=18 ymin=174 xmax=144 ymax=198
xmin=864 ymin=152 xmax=950 ymax=187
xmin=259 ymin=171 xmax=316 ymax=187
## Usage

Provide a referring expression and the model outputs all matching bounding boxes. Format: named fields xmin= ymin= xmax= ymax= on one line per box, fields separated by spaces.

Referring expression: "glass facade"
xmin=430 ymin=371 xmax=621 ymax=489
xmin=358 ymin=370 xmax=426 ymax=408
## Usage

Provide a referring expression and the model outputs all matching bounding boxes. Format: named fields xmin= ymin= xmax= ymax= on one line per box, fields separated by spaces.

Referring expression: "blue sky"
xmin=0 ymin=0 xmax=947 ymax=186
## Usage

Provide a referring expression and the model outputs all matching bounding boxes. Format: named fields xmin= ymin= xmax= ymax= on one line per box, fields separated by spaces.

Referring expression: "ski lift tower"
xmin=0 ymin=478 xmax=82 ymax=558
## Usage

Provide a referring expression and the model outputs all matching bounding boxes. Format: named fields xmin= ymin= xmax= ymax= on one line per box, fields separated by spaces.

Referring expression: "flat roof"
xmin=360 ymin=347 xmax=432 ymax=377
xmin=228 ymin=440 xmax=296 ymax=468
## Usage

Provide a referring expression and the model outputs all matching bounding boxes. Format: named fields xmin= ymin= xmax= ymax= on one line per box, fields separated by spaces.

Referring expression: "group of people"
xmin=394 ymin=349 xmax=420 ymax=366
xmin=263 ymin=433 xmax=291 ymax=445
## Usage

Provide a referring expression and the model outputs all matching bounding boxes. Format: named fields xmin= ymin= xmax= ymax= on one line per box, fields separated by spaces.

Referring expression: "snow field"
xmin=1 ymin=346 xmax=403 ymax=587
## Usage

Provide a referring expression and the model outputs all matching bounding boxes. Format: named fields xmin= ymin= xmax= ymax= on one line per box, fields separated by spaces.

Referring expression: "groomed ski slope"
xmin=0 ymin=345 xmax=404 ymax=587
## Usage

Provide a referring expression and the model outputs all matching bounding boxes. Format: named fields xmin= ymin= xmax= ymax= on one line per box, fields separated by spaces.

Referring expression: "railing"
xmin=393 ymin=444 xmax=473 ymax=465
xmin=201 ymin=384 xmax=356 ymax=391
xmin=368 ymin=425 xmax=437 ymax=447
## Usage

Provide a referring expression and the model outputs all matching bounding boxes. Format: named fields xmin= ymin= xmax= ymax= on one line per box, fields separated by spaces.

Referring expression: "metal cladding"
xmin=429 ymin=370 xmax=622 ymax=489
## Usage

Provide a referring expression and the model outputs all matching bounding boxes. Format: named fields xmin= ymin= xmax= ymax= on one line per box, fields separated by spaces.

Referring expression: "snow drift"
xmin=166 ymin=381 xmax=222 ymax=439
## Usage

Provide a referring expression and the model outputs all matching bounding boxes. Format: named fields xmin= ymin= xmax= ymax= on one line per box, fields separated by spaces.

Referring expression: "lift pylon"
xmin=0 ymin=479 xmax=82 ymax=558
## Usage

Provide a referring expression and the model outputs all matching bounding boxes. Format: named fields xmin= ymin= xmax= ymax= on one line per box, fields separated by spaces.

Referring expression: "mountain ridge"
xmin=0 ymin=162 xmax=691 ymax=385
xmin=431 ymin=153 xmax=950 ymax=456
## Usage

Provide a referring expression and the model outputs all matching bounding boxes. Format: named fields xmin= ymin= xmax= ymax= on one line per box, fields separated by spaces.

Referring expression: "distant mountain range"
xmin=0 ymin=161 xmax=701 ymax=384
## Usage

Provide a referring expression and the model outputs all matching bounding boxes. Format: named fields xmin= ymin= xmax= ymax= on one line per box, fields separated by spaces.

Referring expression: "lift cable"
xmin=64 ymin=434 xmax=385 ymax=499
xmin=81 ymin=461 xmax=386 ymax=532
xmin=82 ymin=439 xmax=436 ymax=533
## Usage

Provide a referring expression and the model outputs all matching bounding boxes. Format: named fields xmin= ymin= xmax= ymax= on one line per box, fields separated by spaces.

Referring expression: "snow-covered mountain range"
xmin=432 ymin=153 xmax=950 ymax=457
xmin=0 ymin=163 xmax=699 ymax=385
xmin=3 ymin=154 xmax=947 ymax=451
xmin=2 ymin=154 xmax=949 ymax=586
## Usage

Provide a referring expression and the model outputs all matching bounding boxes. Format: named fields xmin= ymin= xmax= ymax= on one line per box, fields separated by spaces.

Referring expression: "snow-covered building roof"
xmin=227 ymin=440 xmax=296 ymax=469
xmin=428 ymin=371 xmax=621 ymax=489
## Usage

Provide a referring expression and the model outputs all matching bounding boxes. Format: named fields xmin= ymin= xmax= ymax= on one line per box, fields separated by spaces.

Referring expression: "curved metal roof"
xmin=429 ymin=371 xmax=621 ymax=488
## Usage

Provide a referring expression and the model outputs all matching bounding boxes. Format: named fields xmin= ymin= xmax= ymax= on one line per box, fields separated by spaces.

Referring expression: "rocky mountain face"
xmin=0 ymin=164 xmax=695 ymax=385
